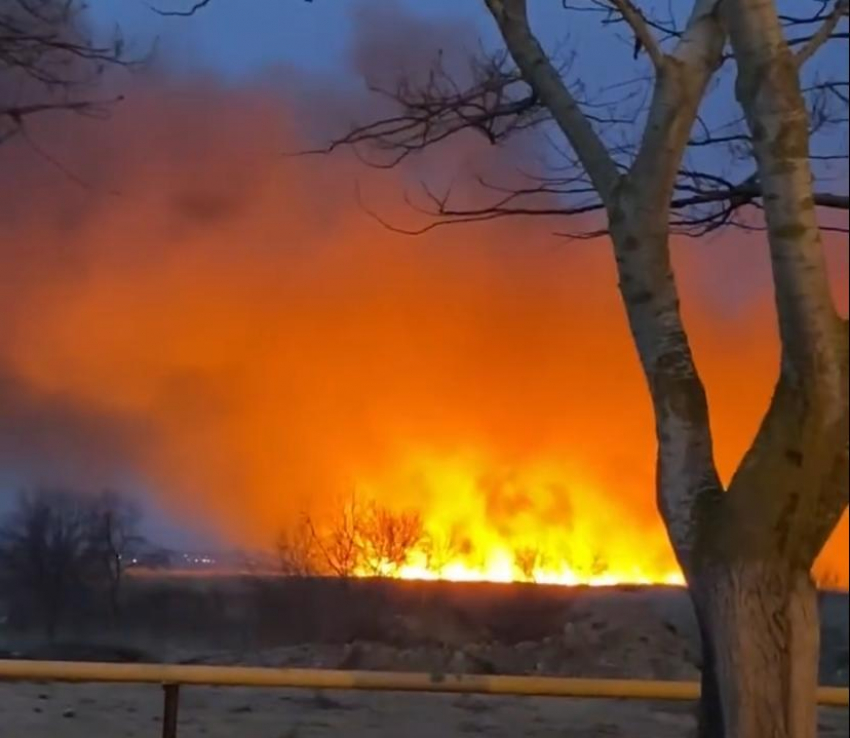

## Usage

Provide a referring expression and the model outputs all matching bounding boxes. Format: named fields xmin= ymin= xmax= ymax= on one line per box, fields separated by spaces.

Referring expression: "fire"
xmin=0 ymin=78 xmax=846 ymax=589
xmin=350 ymin=451 xmax=685 ymax=586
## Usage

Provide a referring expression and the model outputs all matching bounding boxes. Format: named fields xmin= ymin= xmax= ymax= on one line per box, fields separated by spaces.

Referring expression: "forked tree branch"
xmin=629 ymin=0 xmax=725 ymax=209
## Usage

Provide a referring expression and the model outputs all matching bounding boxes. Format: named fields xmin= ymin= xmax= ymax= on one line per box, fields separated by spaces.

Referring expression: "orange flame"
xmin=349 ymin=452 xmax=684 ymax=586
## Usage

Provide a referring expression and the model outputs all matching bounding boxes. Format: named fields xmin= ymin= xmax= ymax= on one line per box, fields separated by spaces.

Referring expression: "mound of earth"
xmin=176 ymin=588 xmax=848 ymax=687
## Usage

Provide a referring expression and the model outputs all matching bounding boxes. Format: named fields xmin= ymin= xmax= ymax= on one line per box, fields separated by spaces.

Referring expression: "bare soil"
xmin=0 ymin=682 xmax=846 ymax=737
xmin=0 ymin=581 xmax=847 ymax=736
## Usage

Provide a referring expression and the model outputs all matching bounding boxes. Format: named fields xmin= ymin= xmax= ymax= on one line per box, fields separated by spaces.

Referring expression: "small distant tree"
xmin=420 ymin=529 xmax=465 ymax=577
xmin=296 ymin=494 xmax=426 ymax=578
xmin=0 ymin=489 xmax=91 ymax=639
xmin=276 ymin=515 xmax=320 ymax=577
xmin=358 ymin=502 xmax=425 ymax=577
xmin=589 ymin=553 xmax=609 ymax=579
xmin=305 ymin=494 xmax=363 ymax=578
xmin=515 ymin=546 xmax=542 ymax=583
xmin=84 ymin=490 xmax=143 ymax=619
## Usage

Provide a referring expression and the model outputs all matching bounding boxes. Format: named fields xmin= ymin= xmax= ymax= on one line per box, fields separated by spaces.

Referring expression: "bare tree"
xmin=305 ymin=494 xmax=363 ymax=578
xmin=589 ymin=552 xmax=609 ymax=579
xmin=514 ymin=546 xmax=542 ymax=583
xmin=292 ymin=495 xmax=425 ymax=578
xmin=419 ymin=529 xmax=464 ymax=577
xmin=358 ymin=502 xmax=425 ymax=577
xmin=0 ymin=489 xmax=92 ymax=639
xmin=84 ymin=490 xmax=143 ymax=619
xmin=304 ymin=2 xmax=847 ymax=735
xmin=1 ymin=0 xmax=130 ymax=147
xmin=276 ymin=515 xmax=320 ymax=577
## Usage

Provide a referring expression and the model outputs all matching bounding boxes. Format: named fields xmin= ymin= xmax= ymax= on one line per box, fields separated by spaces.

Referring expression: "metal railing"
xmin=1 ymin=660 xmax=847 ymax=738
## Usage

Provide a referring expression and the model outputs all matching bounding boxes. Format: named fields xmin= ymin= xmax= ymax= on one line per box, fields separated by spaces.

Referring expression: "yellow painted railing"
xmin=0 ymin=661 xmax=847 ymax=737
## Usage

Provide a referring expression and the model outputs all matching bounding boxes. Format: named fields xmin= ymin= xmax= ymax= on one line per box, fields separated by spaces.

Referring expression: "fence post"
xmin=162 ymin=683 xmax=180 ymax=738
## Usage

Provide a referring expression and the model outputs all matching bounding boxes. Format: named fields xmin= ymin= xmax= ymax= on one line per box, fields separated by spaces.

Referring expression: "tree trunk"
xmin=691 ymin=564 xmax=820 ymax=738
xmin=696 ymin=612 xmax=726 ymax=738
xmin=45 ymin=603 xmax=59 ymax=643
xmin=108 ymin=582 xmax=120 ymax=622
xmin=109 ymin=558 xmax=122 ymax=621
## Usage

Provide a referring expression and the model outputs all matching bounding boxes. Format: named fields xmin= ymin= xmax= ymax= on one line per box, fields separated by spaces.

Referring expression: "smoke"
xmin=0 ymin=4 xmax=846 ymax=581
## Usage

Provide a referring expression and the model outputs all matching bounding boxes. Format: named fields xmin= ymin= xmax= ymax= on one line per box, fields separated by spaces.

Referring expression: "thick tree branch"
xmin=608 ymin=0 xmax=666 ymax=69
xmin=630 ymin=0 xmax=724 ymax=205
xmin=602 ymin=0 xmax=729 ymax=564
xmin=724 ymin=0 xmax=844 ymax=390
xmin=796 ymin=0 xmax=849 ymax=67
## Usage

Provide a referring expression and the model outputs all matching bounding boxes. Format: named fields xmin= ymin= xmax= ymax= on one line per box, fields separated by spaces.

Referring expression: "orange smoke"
xmin=0 ymin=75 xmax=846 ymax=587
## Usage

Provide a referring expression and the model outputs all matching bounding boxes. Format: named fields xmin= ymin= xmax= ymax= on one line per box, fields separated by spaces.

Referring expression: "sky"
xmin=86 ymin=1 xmax=647 ymax=91
xmin=87 ymin=1 xmax=483 ymax=78
xmin=86 ymin=0 xmax=847 ymax=197
xmin=1 ymin=1 xmax=847 ymax=574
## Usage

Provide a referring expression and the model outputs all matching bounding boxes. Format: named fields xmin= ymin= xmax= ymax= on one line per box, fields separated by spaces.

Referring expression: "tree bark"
xmin=691 ymin=564 xmax=820 ymax=738
xmin=685 ymin=368 xmax=847 ymax=738
xmin=696 ymin=612 xmax=726 ymax=738
xmin=722 ymin=0 xmax=842 ymax=390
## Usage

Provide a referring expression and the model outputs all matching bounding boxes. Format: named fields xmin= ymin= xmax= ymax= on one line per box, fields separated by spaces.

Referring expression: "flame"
xmin=348 ymin=451 xmax=684 ymax=586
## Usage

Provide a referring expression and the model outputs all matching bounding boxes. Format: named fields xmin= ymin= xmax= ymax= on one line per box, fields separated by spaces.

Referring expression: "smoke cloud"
xmin=0 ymin=4 xmax=846 ymax=582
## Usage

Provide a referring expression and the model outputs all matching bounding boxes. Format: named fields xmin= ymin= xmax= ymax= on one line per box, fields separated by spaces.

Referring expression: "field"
xmin=1 ymin=578 xmax=848 ymax=736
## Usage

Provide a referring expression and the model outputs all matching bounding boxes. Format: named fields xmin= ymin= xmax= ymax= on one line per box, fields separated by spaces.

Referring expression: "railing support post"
xmin=162 ymin=683 xmax=180 ymax=738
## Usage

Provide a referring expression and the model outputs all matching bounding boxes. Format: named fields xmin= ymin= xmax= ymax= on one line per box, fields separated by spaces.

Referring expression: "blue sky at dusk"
xmin=85 ymin=1 xmax=846 ymax=194
xmin=89 ymin=1 xmax=488 ymax=79
xmin=87 ymin=1 xmax=633 ymax=87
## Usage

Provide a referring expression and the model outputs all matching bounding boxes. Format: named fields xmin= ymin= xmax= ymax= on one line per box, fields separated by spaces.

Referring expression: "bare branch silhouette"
xmin=1 ymin=0 xmax=134 ymax=148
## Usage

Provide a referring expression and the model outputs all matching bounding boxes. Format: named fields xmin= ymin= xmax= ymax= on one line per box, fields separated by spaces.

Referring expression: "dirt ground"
xmin=1 ymin=584 xmax=847 ymax=736
xmin=0 ymin=681 xmax=846 ymax=737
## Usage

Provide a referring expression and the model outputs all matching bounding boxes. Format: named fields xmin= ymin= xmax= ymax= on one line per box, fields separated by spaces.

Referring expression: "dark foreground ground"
xmin=1 ymin=682 xmax=847 ymax=738
xmin=1 ymin=580 xmax=848 ymax=736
